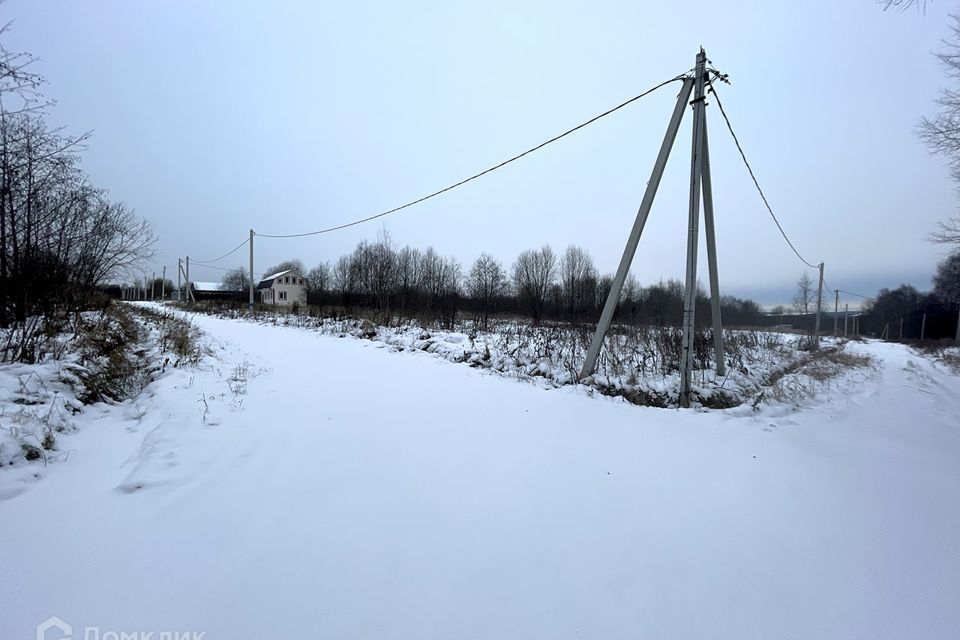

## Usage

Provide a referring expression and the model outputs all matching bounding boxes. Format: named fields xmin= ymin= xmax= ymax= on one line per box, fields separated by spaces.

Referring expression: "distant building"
xmin=189 ymin=281 xmax=238 ymax=302
xmin=256 ymin=270 xmax=307 ymax=307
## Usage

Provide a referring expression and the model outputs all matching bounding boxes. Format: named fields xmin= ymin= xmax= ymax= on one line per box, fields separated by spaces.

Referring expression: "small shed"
xmin=256 ymin=270 xmax=307 ymax=307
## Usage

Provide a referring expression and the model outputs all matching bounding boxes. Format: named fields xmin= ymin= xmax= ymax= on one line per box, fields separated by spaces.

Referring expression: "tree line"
xmin=222 ymin=235 xmax=765 ymax=328
xmin=862 ymin=253 xmax=960 ymax=340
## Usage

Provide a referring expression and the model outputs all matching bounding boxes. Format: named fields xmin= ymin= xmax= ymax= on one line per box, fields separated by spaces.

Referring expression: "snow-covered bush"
xmin=1 ymin=304 xmax=203 ymax=470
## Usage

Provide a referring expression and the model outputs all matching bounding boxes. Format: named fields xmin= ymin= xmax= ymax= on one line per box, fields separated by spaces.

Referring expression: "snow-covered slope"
xmin=1 ymin=307 xmax=958 ymax=639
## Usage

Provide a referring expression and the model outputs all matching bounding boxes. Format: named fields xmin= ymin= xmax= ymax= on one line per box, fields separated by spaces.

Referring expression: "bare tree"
xmin=395 ymin=246 xmax=421 ymax=313
xmin=878 ymin=0 xmax=928 ymax=11
xmin=0 ymin=112 xmax=153 ymax=326
xmin=0 ymin=17 xmax=48 ymax=116
xmin=512 ymin=245 xmax=557 ymax=321
xmin=558 ymin=245 xmax=597 ymax=318
xmin=468 ymin=253 xmax=506 ymax=328
xmin=881 ymin=5 xmax=960 ymax=245
xmin=366 ymin=235 xmax=396 ymax=310
xmin=306 ymin=261 xmax=330 ymax=294
xmin=793 ymin=272 xmax=814 ymax=315
xmin=332 ymin=255 xmax=354 ymax=298
xmin=221 ymin=267 xmax=249 ymax=292
xmin=934 ymin=252 xmax=960 ymax=302
xmin=930 ymin=217 xmax=960 ymax=247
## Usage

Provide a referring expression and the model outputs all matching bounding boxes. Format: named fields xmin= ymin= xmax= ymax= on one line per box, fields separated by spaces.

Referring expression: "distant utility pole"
xmin=249 ymin=229 xmax=255 ymax=312
xmin=185 ymin=256 xmax=195 ymax=303
xmin=579 ymin=48 xmax=726 ymax=410
xmin=151 ymin=271 xmax=155 ymax=300
xmin=161 ymin=265 xmax=166 ymax=300
xmin=833 ymin=289 xmax=839 ymax=335
xmin=813 ymin=262 xmax=824 ymax=347
xmin=921 ymin=313 xmax=927 ymax=340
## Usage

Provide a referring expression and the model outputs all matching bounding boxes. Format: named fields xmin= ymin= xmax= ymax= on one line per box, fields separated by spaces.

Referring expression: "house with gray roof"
xmin=256 ymin=269 xmax=307 ymax=307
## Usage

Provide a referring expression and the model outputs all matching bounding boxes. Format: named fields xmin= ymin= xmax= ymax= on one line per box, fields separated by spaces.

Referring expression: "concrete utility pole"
xmin=151 ymin=271 xmax=155 ymax=300
xmin=833 ymin=289 xmax=839 ymax=335
xmin=813 ymin=262 xmax=824 ymax=346
xmin=249 ymin=229 xmax=255 ymax=312
xmin=701 ymin=116 xmax=726 ymax=377
xmin=579 ymin=48 xmax=726 ymax=406
xmin=185 ymin=256 xmax=195 ymax=303
xmin=679 ymin=48 xmax=708 ymax=408
xmin=900 ymin=317 xmax=904 ymax=339
xmin=955 ymin=304 xmax=960 ymax=344
xmin=162 ymin=265 xmax=166 ymax=300
xmin=578 ymin=75 xmax=695 ymax=380
xmin=921 ymin=313 xmax=927 ymax=340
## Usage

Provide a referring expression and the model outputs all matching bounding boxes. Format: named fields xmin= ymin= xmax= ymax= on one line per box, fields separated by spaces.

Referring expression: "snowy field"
xmin=2 ymin=302 xmax=959 ymax=639
xmin=195 ymin=305 xmax=843 ymax=408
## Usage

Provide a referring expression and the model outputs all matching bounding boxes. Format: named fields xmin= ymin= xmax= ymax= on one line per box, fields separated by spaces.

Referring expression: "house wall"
xmin=264 ymin=273 xmax=307 ymax=307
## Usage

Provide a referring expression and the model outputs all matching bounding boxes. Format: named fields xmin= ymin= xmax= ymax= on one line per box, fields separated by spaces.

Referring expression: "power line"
xmin=706 ymin=76 xmax=820 ymax=270
xmin=823 ymin=276 xmax=871 ymax=301
xmin=258 ymin=74 xmax=689 ymax=239
xmin=189 ymin=262 xmax=263 ymax=278
xmin=193 ymin=237 xmax=249 ymax=265
xmin=838 ymin=288 xmax=871 ymax=299
xmin=707 ymin=75 xmax=875 ymax=306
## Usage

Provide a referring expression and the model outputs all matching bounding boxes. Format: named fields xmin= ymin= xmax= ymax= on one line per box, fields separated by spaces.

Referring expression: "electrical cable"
xmin=192 ymin=237 xmax=249 ymax=265
xmin=257 ymin=74 xmax=690 ymax=239
xmin=706 ymin=75 xmax=820 ymax=270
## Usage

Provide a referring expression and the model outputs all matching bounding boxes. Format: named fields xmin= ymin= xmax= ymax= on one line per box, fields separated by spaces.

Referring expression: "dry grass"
xmin=762 ymin=343 xmax=874 ymax=406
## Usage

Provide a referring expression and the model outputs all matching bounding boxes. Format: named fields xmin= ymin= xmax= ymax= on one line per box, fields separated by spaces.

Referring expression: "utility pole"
xmin=833 ymin=289 xmax=839 ymax=335
xmin=813 ymin=262 xmax=824 ymax=347
xmin=578 ymin=75 xmax=695 ymax=380
xmin=580 ymin=48 xmax=726 ymax=407
xmin=921 ymin=313 xmax=927 ymax=340
xmin=185 ymin=256 xmax=194 ymax=303
xmin=679 ymin=48 xmax=708 ymax=408
xmin=151 ymin=271 xmax=155 ymax=300
xmin=955 ymin=304 xmax=960 ymax=344
xmin=249 ymin=229 xmax=255 ymax=312
xmin=900 ymin=317 xmax=904 ymax=340
xmin=162 ymin=265 xmax=166 ymax=300
xmin=701 ymin=116 xmax=725 ymax=376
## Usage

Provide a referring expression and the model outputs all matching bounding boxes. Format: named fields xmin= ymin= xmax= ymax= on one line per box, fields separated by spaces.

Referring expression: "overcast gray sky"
xmin=4 ymin=0 xmax=956 ymax=305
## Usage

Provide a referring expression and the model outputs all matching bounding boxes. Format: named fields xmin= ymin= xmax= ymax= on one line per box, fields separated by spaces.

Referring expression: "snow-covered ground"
xmin=1 ymin=303 xmax=959 ymax=639
xmin=196 ymin=306 xmax=834 ymax=407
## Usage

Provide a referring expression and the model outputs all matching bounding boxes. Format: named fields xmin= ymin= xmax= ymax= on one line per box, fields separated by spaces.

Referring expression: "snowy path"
xmin=2 ymin=310 xmax=959 ymax=639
